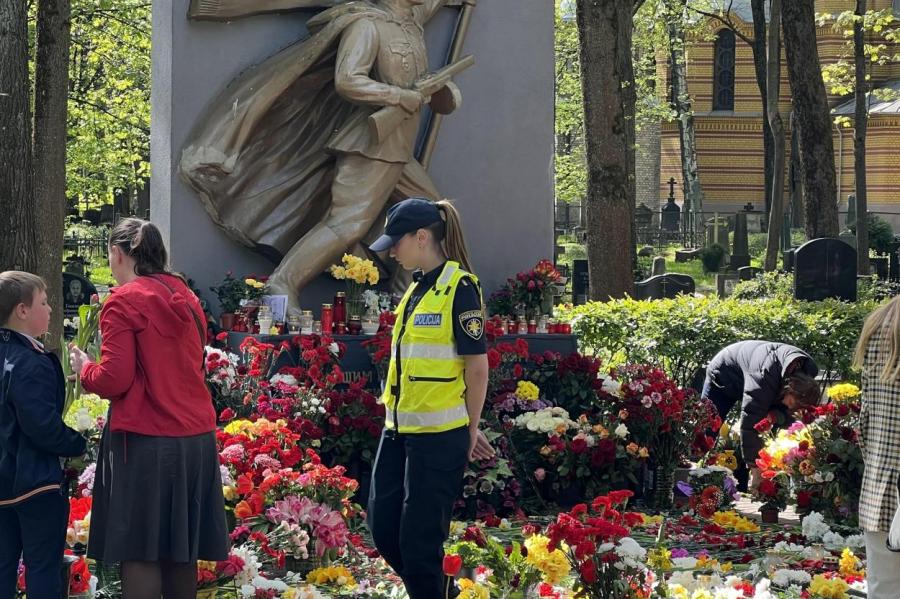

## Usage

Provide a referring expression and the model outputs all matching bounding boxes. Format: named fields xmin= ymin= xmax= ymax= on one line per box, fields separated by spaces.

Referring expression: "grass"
xmin=555 ymin=228 xmax=809 ymax=297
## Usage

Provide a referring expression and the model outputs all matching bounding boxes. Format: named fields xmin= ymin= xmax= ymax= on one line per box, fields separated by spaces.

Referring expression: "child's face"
xmin=20 ymin=289 xmax=52 ymax=337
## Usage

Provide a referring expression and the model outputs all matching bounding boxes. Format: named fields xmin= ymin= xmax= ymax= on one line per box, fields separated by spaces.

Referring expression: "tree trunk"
xmin=764 ymin=0 xmax=786 ymax=271
xmin=782 ymin=0 xmax=839 ymax=239
xmin=854 ymin=0 xmax=868 ymax=275
xmin=33 ymin=0 xmax=71 ymax=352
xmin=0 ymin=0 xmax=36 ymax=272
xmin=667 ymin=1 xmax=704 ymax=224
xmin=750 ymin=0 xmax=774 ymax=216
xmin=576 ymin=0 xmax=636 ymax=300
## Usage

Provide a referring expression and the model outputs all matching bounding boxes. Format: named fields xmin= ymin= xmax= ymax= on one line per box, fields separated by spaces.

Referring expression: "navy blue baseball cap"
xmin=369 ymin=198 xmax=443 ymax=252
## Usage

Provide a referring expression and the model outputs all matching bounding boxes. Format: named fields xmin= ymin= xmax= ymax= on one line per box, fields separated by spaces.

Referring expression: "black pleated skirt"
xmin=87 ymin=429 xmax=230 ymax=563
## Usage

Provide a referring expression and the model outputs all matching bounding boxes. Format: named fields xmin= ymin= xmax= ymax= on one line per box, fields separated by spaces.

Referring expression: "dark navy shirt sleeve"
xmin=452 ymin=277 xmax=487 ymax=355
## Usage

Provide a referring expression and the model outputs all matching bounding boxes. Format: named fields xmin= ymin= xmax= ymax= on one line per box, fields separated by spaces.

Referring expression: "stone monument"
xmin=151 ymin=0 xmax=554 ymax=311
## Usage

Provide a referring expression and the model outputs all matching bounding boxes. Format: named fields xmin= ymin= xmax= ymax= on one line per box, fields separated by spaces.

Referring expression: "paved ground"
xmin=734 ymin=494 xmax=801 ymax=527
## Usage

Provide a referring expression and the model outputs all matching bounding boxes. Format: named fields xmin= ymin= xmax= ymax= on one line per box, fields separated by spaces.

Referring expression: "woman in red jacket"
xmin=68 ymin=218 xmax=228 ymax=598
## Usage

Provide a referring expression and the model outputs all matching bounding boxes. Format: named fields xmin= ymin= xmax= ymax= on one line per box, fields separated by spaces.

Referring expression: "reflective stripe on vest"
xmin=384 ymin=404 xmax=469 ymax=429
xmin=389 ymin=342 xmax=459 ymax=361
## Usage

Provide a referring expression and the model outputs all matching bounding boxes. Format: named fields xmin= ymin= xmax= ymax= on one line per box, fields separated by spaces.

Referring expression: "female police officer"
xmin=367 ymin=197 xmax=494 ymax=598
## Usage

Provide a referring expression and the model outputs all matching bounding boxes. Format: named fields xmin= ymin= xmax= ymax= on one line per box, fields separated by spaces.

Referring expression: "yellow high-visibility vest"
xmin=382 ymin=261 xmax=481 ymax=433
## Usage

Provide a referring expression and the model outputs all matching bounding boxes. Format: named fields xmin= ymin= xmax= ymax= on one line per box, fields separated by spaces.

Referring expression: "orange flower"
xmin=234 ymin=500 xmax=253 ymax=520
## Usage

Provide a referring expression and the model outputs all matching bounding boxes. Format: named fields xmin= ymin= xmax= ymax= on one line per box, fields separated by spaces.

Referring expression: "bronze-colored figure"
xmin=181 ymin=0 xmax=473 ymax=312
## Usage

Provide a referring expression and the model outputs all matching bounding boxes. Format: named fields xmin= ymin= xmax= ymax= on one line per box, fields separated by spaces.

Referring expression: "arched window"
xmin=713 ymin=29 xmax=736 ymax=111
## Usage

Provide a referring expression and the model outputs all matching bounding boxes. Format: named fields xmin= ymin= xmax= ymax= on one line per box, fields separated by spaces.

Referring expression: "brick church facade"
xmin=641 ymin=0 xmax=900 ymax=227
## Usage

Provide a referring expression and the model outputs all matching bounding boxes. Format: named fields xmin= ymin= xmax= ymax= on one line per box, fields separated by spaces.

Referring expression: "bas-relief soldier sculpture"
xmin=182 ymin=0 xmax=474 ymax=313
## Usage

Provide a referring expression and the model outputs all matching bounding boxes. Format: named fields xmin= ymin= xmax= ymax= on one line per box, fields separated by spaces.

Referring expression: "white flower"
xmin=772 ymin=568 xmax=811 ymax=587
xmin=597 ymin=542 xmax=615 ymax=553
xmin=498 ymin=518 xmax=512 ymax=530
xmin=845 ymin=534 xmax=865 ymax=548
xmin=801 ymin=511 xmax=829 ymax=541
xmin=614 ymin=537 xmax=646 ymax=561
xmin=232 ymin=546 xmax=261 ymax=585
xmin=270 ymin=373 xmax=299 ymax=386
xmin=601 ymin=377 xmax=622 ymax=397
xmin=672 ymin=557 xmax=698 ymax=570
xmin=822 ymin=530 xmax=852 ymax=551
xmin=614 ymin=423 xmax=629 ymax=439
xmin=667 ymin=570 xmax=696 ymax=590
xmin=220 ymin=464 xmax=234 ymax=487
xmin=73 ymin=408 xmax=94 ymax=433
xmin=753 ymin=578 xmax=776 ymax=599
xmin=329 ymin=342 xmax=339 ymax=355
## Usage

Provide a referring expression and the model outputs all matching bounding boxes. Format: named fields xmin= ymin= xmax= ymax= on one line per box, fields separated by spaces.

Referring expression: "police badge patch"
xmin=459 ymin=310 xmax=484 ymax=340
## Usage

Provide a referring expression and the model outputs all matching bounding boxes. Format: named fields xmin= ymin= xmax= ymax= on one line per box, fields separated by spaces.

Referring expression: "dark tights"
xmin=121 ymin=561 xmax=197 ymax=599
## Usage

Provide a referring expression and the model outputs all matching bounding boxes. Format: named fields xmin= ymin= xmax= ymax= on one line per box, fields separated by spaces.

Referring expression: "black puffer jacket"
xmin=706 ymin=340 xmax=818 ymax=459
xmin=0 ymin=329 xmax=86 ymax=505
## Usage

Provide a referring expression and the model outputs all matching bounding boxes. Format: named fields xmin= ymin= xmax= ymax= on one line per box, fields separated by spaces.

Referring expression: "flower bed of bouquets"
xmin=750 ymin=384 xmax=864 ymax=525
xmin=19 ymin=324 xmax=874 ymax=598
xmin=440 ymin=490 xmax=868 ymax=598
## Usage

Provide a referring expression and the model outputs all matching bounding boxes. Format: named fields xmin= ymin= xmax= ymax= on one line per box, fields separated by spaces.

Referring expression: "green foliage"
xmin=817 ymin=8 xmax=900 ymax=111
xmin=747 ymin=233 xmax=769 ymax=260
xmin=730 ymin=271 xmax=794 ymax=301
xmin=699 ymin=243 xmax=725 ymax=273
xmin=562 ymin=295 xmax=877 ymax=387
xmin=555 ymin=2 xmax=586 ymax=204
xmin=863 ymin=214 xmax=894 ymax=255
xmin=28 ymin=1 xmax=151 ymax=209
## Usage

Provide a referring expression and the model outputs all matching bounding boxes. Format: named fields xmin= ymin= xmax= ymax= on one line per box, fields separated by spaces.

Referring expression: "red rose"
xmin=570 ymin=438 xmax=588 ymax=455
xmin=442 ymin=554 xmax=462 ymax=577
xmin=758 ymin=480 xmax=777 ymax=497
xmin=797 ymin=491 xmax=812 ymax=508
xmin=218 ymin=408 xmax=236 ymax=422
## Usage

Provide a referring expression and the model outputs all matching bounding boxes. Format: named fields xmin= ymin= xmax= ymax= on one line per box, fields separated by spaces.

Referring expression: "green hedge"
xmin=562 ymin=295 xmax=878 ymax=387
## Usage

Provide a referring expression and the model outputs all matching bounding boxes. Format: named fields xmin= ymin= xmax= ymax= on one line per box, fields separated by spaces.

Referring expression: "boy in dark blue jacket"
xmin=0 ymin=271 xmax=86 ymax=598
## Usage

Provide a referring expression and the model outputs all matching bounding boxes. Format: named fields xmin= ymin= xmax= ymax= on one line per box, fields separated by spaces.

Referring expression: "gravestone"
xmin=99 ymin=204 xmax=116 ymax=225
xmin=742 ymin=204 xmax=763 ymax=234
xmin=652 ymin=256 xmax=666 ymax=276
xmin=62 ymin=272 xmax=98 ymax=319
xmin=675 ymin=248 xmax=703 ymax=262
xmin=716 ymin=273 xmax=740 ymax=298
xmin=845 ymin=194 xmax=857 ymax=230
xmin=794 ymin=238 xmax=857 ymax=302
xmin=839 ymin=231 xmax=857 ymax=251
xmin=634 ymin=274 xmax=695 ymax=300
xmin=635 ymin=203 xmax=654 ymax=228
xmin=151 ymin=0 xmax=555 ymax=305
xmin=783 ymin=248 xmax=795 ymax=272
xmin=573 ymin=259 xmax=589 ymax=305
xmin=738 ymin=266 xmax=762 ymax=281
xmin=731 ymin=213 xmax=750 ymax=270
xmin=661 ymin=197 xmax=681 ymax=232
xmin=887 ymin=240 xmax=900 ymax=281
xmin=705 ymin=218 xmax=730 ymax=254
xmin=83 ymin=209 xmax=101 ymax=226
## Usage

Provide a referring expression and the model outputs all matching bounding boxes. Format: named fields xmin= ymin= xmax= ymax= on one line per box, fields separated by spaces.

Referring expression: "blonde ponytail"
xmin=433 ymin=200 xmax=474 ymax=273
xmin=853 ymin=295 xmax=900 ymax=382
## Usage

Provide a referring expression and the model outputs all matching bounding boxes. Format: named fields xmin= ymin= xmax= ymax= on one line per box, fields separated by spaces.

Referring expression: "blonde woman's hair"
xmin=853 ymin=295 xmax=900 ymax=382
xmin=427 ymin=200 xmax=474 ymax=273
